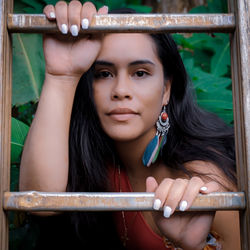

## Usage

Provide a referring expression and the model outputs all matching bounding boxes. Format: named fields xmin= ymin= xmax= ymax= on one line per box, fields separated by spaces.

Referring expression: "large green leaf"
xmin=12 ymin=33 xmax=45 ymax=106
xmin=189 ymin=0 xmax=227 ymax=13
xmin=14 ymin=0 xmax=44 ymax=13
xmin=182 ymin=57 xmax=233 ymax=124
xmin=126 ymin=4 xmax=152 ymax=13
xmin=210 ymin=34 xmax=230 ymax=77
xmin=196 ymin=91 xmax=233 ymax=124
xmin=191 ymin=68 xmax=232 ymax=91
xmin=11 ymin=117 xmax=30 ymax=164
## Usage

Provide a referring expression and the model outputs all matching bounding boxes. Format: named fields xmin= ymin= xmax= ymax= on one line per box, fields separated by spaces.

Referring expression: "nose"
xmin=111 ymin=73 xmax=132 ymax=100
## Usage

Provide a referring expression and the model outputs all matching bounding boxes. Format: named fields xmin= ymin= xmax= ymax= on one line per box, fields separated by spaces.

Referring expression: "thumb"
xmin=146 ymin=176 xmax=158 ymax=192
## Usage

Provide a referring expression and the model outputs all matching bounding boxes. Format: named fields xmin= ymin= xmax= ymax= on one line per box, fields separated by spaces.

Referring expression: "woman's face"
xmin=93 ymin=33 xmax=171 ymax=142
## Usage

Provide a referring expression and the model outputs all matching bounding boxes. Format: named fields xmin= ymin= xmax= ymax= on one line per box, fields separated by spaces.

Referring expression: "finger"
xmin=43 ymin=5 xmax=56 ymax=20
xmin=146 ymin=177 xmax=162 ymax=212
xmin=163 ymin=178 xmax=189 ymax=217
xmin=80 ymin=1 xmax=97 ymax=30
xmin=55 ymin=1 xmax=68 ymax=34
xmin=178 ymin=176 xmax=204 ymax=211
xmin=146 ymin=176 xmax=158 ymax=192
xmin=68 ymin=0 xmax=82 ymax=36
xmin=152 ymin=178 xmax=174 ymax=211
xmin=97 ymin=5 xmax=109 ymax=15
xmin=199 ymin=181 xmax=221 ymax=194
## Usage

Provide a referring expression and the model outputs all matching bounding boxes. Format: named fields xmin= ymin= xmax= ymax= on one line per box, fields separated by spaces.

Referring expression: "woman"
xmin=19 ymin=1 xmax=240 ymax=249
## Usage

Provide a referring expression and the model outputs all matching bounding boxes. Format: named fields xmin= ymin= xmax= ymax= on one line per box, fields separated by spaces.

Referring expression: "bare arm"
xmin=19 ymin=75 xmax=78 ymax=192
xmin=19 ymin=1 xmax=108 ymax=192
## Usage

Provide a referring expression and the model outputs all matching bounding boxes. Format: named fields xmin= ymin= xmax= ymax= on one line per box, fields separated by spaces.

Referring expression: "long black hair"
xmin=66 ymin=8 xmax=236 ymax=249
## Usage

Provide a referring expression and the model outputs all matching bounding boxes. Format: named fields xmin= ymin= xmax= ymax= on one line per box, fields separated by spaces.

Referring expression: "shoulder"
xmin=184 ymin=160 xmax=236 ymax=191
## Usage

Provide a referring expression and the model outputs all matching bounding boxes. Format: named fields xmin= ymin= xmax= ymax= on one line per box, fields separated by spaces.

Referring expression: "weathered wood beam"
xmin=0 ymin=1 xmax=13 ymax=250
xmin=229 ymin=0 xmax=250 ymax=249
xmin=8 ymin=13 xmax=235 ymax=33
xmin=4 ymin=191 xmax=245 ymax=212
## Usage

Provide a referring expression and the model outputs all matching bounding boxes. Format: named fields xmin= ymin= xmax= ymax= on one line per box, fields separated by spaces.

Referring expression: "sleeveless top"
xmin=110 ymin=166 xmax=222 ymax=250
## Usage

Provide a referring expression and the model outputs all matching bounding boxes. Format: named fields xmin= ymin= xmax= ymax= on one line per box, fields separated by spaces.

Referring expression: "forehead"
xmin=97 ymin=33 xmax=159 ymax=63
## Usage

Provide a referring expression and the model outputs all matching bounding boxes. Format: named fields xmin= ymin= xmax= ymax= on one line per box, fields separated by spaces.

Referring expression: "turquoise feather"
xmin=142 ymin=134 xmax=159 ymax=167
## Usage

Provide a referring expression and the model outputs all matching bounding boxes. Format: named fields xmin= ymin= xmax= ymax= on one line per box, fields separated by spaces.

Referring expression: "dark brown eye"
xmin=135 ymin=71 xmax=147 ymax=77
xmin=95 ymin=71 xmax=113 ymax=79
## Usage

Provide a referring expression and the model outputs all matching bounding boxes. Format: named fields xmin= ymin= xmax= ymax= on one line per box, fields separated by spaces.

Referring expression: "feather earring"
xmin=142 ymin=105 xmax=170 ymax=167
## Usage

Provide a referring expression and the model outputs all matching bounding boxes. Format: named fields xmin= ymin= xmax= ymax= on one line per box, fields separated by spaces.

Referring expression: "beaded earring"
xmin=142 ymin=105 xmax=170 ymax=167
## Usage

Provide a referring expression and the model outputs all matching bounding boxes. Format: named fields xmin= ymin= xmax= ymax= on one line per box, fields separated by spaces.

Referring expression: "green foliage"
xmin=12 ymin=33 xmax=44 ymax=106
xmin=172 ymin=0 xmax=233 ymax=125
xmin=14 ymin=0 xmax=152 ymax=13
xmin=173 ymin=32 xmax=233 ymax=124
xmin=189 ymin=0 xmax=228 ymax=13
xmin=11 ymin=118 xmax=29 ymax=164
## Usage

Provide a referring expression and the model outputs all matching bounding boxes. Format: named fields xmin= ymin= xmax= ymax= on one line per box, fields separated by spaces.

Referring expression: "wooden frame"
xmin=0 ymin=0 xmax=13 ymax=249
xmin=228 ymin=0 xmax=250 ymax=249
xmin=0 ymin=0 xmax=249 ymax=249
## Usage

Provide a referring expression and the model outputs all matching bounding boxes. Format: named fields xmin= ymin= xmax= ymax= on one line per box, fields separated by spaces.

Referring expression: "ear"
xmin=162 ymin=79 xmax=171 ymax=106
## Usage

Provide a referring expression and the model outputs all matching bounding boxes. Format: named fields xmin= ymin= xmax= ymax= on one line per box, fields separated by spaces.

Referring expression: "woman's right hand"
xmin=43 ymin=1 xmax=108 ymax=81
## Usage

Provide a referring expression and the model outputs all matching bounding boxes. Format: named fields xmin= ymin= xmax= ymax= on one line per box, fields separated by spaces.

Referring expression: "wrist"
xmin=44 ymin=72 xmax=81 ymax=87
xmin=41 ymin=73 xmax=79 ymax=106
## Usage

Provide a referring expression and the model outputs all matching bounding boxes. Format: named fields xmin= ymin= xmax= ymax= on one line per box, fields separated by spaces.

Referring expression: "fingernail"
xmin=103 ymin=5 xmax=109 ymax=12
xmin=153 ymin=199 xmax=161 ymax=210
xmin=200 ymin=186 xmax=208 ymax=191
xmin=163 ymin=206 xmax=172 ymax=218
xmin=70 ymin=25 xmax=78 ymax=36
xmin=179 ymin=200 xmax=188 ymax=211
xmin=61 ymin=24 xmax=68 ymax=34
xmin=49 ymin=12 xmax=56 ymax=18
xmin=81 ymin=18 xmax=89 ymax=29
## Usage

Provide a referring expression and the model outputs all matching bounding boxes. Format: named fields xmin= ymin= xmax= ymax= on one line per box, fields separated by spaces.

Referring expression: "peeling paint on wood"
xmin=3 ymin=191 xmax=245 ymax=212
xmin=7 ymin=14 xmax=235 ymax=33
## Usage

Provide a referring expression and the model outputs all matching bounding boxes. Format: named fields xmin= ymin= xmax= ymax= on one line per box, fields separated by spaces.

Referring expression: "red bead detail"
xmin=161 ymin=112 xmax=168 ymax=121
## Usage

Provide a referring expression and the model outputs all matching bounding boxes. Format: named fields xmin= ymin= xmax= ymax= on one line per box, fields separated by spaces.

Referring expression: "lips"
xmin=107 ymin=108 xmax=139 ymax=121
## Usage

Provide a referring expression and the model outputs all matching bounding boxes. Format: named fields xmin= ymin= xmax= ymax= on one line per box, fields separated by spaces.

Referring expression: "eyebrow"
xmin=94 ymin=60 xmax=155 ymax=67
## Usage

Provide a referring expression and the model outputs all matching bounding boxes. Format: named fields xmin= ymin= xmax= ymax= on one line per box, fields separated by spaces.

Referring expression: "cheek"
xmin=142 ymin=96 xmax=162 ymax=126
xmin=137 ymin=85 xmax=165 ymax=127
xmin=93 ymin=83 xmax=109 ymax=114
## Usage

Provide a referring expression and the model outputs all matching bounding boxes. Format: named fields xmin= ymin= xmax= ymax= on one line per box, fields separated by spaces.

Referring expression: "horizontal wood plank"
xmin=4 ymin=191 xmax=245 ymax=212
xmin=8 ymin=13 xmax=235 ymax=33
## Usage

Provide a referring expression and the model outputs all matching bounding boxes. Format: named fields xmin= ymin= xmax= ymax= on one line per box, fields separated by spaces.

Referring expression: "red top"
xmin=109 ymin=167 xmax=221 ymax=250
xmin=110 ymin=167 xmax=170 ymax=250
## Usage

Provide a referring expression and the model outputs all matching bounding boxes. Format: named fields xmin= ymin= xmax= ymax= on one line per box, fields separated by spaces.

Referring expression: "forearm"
xmin=19 ymin=74 xmax=79 ymax=192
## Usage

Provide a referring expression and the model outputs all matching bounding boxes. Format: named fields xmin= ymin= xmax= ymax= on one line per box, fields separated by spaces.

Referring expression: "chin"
xmin=109 ymin=133 xmax=140 ymax=142
xmin=105 ymin=128 xmax=141 ymax=142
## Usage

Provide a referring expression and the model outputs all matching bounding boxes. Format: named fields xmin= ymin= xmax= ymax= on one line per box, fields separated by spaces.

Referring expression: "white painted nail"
xmin=200 ymin=186 xmax=208 ymax=191
xmin=70 ymin=25 xmax=78 ymax=36
xmin=163 ymin=206 xmax=172 ymax=218
xmin=153 ymin=199 xmax=161 ymax=210
xmin=61 ymin=24 xmax=68 ymax=34
xmin=49 ymin=12 xmax=56 ymax=18
xmin=179 ymin=200 xmax=188 ymax=211
xmin=103 ymin=5 xmax=109 ymax=12
xmin=81 ymin=18 xmax=89 ymax=29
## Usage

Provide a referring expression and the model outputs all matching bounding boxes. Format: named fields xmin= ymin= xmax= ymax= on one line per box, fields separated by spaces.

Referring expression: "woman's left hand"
xmin=146 ymin=176 xmax=221 ymax=250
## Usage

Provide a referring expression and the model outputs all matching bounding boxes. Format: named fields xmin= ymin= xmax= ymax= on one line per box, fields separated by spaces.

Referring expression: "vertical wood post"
xmin=0 ymin=0 xmax=13 ymax=249
xmin=229 ymin=0 xmax=250 ymax=249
